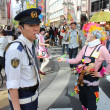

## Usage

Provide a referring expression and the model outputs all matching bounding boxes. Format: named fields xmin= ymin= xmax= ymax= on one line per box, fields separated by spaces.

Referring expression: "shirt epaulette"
xmin=17 ymin=43 xmax=24 ymax=52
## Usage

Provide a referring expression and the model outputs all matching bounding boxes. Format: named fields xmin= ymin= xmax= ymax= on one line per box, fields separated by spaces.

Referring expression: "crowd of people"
xmin=0 ymin=7 xmax=110 ymax=110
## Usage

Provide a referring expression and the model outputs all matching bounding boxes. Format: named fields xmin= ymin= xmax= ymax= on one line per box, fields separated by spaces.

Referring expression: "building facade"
xmin=0 ymin=0 xmax=7 ymax=27
xmin=89 ymin=0 xmax=109 ymax=18
xmin=49 ymin=0 xmax=64 ymax=27
xmin=48 ymin=0 xmax=88 ymax=27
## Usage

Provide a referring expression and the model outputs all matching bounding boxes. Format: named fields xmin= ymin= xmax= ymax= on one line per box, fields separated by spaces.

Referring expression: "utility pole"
xmin=36 ymin=0 xmax=38 ymax=8
xmin=109 ymin=0 xmax=110 ymax=11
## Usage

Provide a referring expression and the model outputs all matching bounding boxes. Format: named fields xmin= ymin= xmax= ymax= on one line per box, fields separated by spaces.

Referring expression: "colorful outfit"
xmin=36 ymin=34 xmax=49 ymax=73
xmin=36 ymin=34 xmax=49 ymax=58
xmin=67 ymin=39 xmax=110 ymax=110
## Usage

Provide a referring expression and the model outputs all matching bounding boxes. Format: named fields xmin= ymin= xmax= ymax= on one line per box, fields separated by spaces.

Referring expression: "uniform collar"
xmin=88 ymin=39 xmax=101 ymax=47
xmin=18 ymin=34 xmax=33 ymax=50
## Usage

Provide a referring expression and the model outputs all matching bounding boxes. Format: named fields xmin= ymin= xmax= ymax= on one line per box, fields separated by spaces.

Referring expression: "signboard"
xmin=7 ymin=0 xmax=11 ymax=19
xmin=38 ymin=0 xmax=44 ymax=11
xmin=26 ymin=0 xmax=36 ymax=9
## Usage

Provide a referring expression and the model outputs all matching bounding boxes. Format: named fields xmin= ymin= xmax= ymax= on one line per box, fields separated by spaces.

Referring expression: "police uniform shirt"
xmin=67 ymin=29 xmax=79 ymax=49
xmin=5 ymin=34 xmax=37 ymax=89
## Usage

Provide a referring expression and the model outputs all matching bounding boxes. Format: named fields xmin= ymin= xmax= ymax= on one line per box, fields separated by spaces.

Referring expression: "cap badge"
xmin=31 ymin=11 xmax=38 ymax=18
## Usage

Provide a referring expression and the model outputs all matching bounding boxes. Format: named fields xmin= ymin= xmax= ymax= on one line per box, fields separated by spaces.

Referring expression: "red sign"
xmin=7 ymin=0 xmax=11 ymax=19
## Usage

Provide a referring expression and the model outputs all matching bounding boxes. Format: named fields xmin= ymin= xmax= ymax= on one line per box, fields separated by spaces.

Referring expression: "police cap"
xmin=14 ymin=8 xmax=41 ymax=24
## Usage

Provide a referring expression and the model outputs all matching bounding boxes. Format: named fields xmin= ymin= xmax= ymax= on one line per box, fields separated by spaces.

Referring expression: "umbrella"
xmin=90 ymin=11 xmax=110 ymax=22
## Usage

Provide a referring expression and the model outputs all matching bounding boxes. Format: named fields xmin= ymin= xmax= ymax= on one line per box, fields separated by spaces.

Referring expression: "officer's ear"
xmin=19 ymin=25 xmax=23 ymax=32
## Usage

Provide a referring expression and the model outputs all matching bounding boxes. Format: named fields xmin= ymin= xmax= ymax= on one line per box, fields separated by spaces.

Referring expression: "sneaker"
xmin=39 ymin=70 xmax=46 ymax=75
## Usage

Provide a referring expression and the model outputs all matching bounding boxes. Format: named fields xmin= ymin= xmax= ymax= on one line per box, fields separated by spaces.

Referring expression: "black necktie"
xmin=32 ymin=43 xmax=39 ymax=70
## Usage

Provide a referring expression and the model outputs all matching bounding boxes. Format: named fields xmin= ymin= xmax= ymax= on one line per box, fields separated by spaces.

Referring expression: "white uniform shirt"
xmin=5 ymin=34 xmax=38 ymax=89
xmin=0 ymin=36 xmax=8 ymax=57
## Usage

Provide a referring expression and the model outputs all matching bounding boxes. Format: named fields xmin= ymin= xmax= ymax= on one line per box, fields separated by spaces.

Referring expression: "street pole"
xmin=67 ymin=1 xmax=69 ymax=23
xmin=36 ymin=0 xmax=38 ymax=8
xmin=99 ymin=0 xmax=100 ymax=10
xmin=109 ymin=0 xmax=110 ymax=11
xmin=21 ymin=1 xmax=23 ymax=11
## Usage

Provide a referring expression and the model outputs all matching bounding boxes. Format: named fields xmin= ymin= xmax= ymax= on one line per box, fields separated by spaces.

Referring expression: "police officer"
xmin=5 ymin=8 xmax=41 ymax=110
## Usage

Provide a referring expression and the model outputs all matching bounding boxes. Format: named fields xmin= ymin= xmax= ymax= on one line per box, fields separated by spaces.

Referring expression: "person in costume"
xmin=36 ymin=28 xmax=50 ymax=75
xmin=57 ymin=22 xmax=110 ymax=110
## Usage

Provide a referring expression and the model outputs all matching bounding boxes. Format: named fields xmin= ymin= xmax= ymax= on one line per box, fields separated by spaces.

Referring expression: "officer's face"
xmin=20 ymin=24 xmax=40 ymax=42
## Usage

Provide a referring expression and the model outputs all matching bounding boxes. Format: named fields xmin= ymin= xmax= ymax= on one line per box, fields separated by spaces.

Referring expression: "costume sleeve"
xmin=101 ymin=46 xmax=110 ymax=75
xmin=5 ymin=46 xmax=21 ymax=89
xmin=68 ymin=45 xmax=87 ymax=64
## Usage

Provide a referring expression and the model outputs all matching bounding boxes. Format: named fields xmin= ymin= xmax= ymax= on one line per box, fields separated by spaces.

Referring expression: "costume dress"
xmin=36 ymin=34 xmax=49 ymax=58
xmin=67 ymin=39 xmax=110 ymax=110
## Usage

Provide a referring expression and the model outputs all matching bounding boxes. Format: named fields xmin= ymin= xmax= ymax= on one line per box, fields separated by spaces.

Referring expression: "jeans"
xmin=69 ymin=47 xmax=78 ymax=68
xmin=62 ymin=44 xmax=69 ymax=54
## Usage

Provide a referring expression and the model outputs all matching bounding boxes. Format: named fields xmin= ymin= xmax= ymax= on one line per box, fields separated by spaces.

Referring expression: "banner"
xmin=7 ymin=0 xmax=11 ymax=19
xmin=26 ymin=0 xmax=36 ymax=9
xmin=38 ymin=0 xmax=44 ymax=11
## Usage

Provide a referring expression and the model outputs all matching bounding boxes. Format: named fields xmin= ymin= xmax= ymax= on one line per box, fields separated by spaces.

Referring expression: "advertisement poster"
xmin=26 ymin=0 xmax=36 ymax=9
xmin=38 ymin=0 xmax=44 ymax=11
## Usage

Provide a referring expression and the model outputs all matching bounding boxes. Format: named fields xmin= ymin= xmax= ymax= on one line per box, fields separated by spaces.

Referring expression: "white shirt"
xmin=0 ymin=36 xmax=8 ymax=57
xmin=5 ymin=34 xmax=38 ymax=89
xmin=6 ymin=35 xmax=13 ymax=43
xmin=60 ymin=32 xmax=69 ymax=45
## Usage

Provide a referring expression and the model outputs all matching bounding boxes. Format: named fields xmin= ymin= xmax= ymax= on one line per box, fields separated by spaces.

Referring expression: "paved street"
xmin=0 ymin=45 xmax=110 ymax=110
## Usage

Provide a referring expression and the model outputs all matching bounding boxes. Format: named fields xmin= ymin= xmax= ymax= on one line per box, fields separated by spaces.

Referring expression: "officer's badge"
xmin=31 ymin=11 xmax=37 ymax=18
xmin=11 ymin=58 xmax=20 ymax=68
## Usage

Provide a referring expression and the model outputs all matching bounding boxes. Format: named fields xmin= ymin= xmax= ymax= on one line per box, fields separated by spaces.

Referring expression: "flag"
xmin=26 ymin=0 xmax=36 ymax=9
